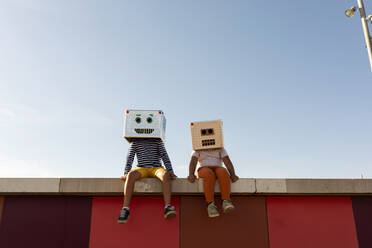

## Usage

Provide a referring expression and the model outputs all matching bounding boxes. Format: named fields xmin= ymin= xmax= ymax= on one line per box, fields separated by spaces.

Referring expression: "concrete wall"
xmin=1 ymin=178 xmax=372 ymax=195
xmin=0 ymin=178 xmax=372 ymax=248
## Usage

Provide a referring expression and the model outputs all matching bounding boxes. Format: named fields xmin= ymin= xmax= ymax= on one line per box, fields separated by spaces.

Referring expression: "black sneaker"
xmin=164 ymin=205 xmax=177 ymax=219
xmin=118 ymin=208 xmax=130 ymax=224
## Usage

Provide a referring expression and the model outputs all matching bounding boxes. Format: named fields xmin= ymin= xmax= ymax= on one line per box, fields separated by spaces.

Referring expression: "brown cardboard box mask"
xmin=190 ymin=120 xmax=224 ymax=150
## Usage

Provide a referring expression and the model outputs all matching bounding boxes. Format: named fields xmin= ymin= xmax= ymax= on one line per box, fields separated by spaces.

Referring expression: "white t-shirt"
xmin=191 ymin=148 xmax=228 ymax=167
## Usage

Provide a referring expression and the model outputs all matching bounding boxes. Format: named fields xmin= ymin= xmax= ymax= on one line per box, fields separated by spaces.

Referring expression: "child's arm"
xmin=188 ymin=156 xmax=198 ymax=183
xmin=121 ymin=143 xmax=136 ymax=181
xmin=158 ymin=140 xmax=177 ymax=179
xmin=222 ymin=156 xmax=239 ymax=183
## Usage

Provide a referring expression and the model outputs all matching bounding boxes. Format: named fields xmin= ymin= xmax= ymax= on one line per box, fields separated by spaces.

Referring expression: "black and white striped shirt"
xmin=124 ymin=138 xmax=173 ymax=175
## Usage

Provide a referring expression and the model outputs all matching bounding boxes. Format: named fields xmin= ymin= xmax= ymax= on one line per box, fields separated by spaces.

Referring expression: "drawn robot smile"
xmin=135 ymin=128 xmax=154 ymax=134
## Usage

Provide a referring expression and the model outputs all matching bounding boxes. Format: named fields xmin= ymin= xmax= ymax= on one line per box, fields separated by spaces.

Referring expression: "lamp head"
xmin=345 ymin=6 xmax=357 ymax=18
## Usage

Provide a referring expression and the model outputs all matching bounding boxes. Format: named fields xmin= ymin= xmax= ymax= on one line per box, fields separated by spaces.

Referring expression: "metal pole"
xmin=358 ymin=0 xmax=372 ymax=71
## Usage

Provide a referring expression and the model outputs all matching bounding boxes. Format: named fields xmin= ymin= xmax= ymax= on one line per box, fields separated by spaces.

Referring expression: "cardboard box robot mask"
xmin=190 ymin=120 xmax=224 ymax=150
xmin=124 ymin=110 xmax=166 ymax=142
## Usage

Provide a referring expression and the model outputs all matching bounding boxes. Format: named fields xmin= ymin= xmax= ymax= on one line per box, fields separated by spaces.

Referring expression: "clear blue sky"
xmin=0 ymin=0 xmax=371 ymax=178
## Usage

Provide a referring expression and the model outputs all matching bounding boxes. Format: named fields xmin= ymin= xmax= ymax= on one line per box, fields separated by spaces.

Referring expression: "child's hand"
xmin=169 ymin=172 xmax=178 ymax=180
xmin=121 ymin=175 xmax=127 ymax=181
xmin=188 ymin=174 xmax=196 ymax=183
xmin=230 ymin=174 xmax=239 ymax=183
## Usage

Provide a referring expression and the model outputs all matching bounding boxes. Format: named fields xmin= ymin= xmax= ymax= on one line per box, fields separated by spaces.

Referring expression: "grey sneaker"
xmin=164 ymin=205 xmax=177 ymax=219
xmin=222 ymin=200 xmax=235 ymax=213
xmin=118 ymin=208 xmax=130 ymax=224
xmin=207 ymin=202 xmax=220 ymax=218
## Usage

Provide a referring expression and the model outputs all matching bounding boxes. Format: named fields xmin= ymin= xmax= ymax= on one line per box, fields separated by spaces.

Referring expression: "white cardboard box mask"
xmin=190 ymin=120 xmax=224 ymax=150
xmin=124 ymin=109 xmax=166 ymax=142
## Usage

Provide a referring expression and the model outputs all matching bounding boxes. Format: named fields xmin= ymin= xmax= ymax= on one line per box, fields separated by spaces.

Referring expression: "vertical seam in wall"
xmin=87 ymin=196 xmax=93 ymax=248
xmin=265 ymin=196 xmax=271 ymax=248
xmin=254 ymin=178 xmax=257 ymax=194
xmin=179 ymin=196 xmax=182 ymax=248
xmin=61 ymin=197 xmax=68 ymax=248
xmin=350 ymin=196 xmax=361 ymax=248
xmin=58 ymin=178 xmax=62 ymax=194
xmin=0 ymin=197 xmax=4 ymax=228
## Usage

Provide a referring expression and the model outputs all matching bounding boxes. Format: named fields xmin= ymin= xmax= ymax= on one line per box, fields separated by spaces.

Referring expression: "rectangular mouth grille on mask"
xmin=135 ymin=129 xmax=154 ymax=134
xmin=202 ymin=139 xmax=216 ymax=146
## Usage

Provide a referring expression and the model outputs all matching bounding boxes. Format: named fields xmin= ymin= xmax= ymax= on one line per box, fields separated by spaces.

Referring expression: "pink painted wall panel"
xmin=89 ymin=196 xmax=179 ymax=248
xmin=267 ymin=196 xmax=359 ymax=248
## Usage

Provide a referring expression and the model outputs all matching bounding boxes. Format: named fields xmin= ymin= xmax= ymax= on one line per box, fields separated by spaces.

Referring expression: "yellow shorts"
xmin=131 ymin=167 xmax=166 ymax=178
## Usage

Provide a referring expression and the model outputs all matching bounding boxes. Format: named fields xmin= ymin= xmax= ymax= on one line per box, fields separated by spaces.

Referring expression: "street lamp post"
xmin=345 ymin=0 xmax=372 ymax=72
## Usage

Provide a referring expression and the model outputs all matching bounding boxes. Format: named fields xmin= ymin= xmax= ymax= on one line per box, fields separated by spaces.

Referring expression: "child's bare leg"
xmin=123 ymin=170 xmax=141 ymax=207
xmin=156 ymin=169 xmax=177 ymax=219
xmin=155 ymin=170 xmax=171 ymax=205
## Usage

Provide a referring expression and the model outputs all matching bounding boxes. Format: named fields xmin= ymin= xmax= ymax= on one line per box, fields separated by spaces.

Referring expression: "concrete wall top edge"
xmin=0 ymin=178 xmax=60 ymax=193
xmin=0 ymin=178 xmax=372 ymax=195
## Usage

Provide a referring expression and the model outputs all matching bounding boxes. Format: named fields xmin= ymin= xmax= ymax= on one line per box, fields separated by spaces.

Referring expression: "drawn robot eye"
xmin=201 ymin=128 xmax=214 ymax=136
xmin=135 ymin=117 xmax=141 ymax=124
xmin=147 ymin=117 xmax=153 ymax=123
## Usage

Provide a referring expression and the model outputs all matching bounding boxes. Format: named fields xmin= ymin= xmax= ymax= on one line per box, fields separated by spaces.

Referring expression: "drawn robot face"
xmin=190 ymin=120 xmax=224 ymax=150
xmin=123 ymin=109 xmax=166 ymax=142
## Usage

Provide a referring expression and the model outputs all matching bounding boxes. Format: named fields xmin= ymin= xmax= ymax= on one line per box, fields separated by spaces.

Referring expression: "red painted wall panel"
xmin=267 ymin=196 xmax=359 ymax=248
xmin=352 ymin=197 xmax=372 ymax=248
xmin=180 ymin=196 xmax=269 ymax=248
xmin=89 ymin=196 xmax=179 ymax=248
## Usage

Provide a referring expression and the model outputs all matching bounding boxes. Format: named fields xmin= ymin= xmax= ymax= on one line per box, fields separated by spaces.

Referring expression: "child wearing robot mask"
xmin=118 ymin=110 xmax=177 ymax=224
xmin=187 ymin=120 xmax=239 ymax=218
